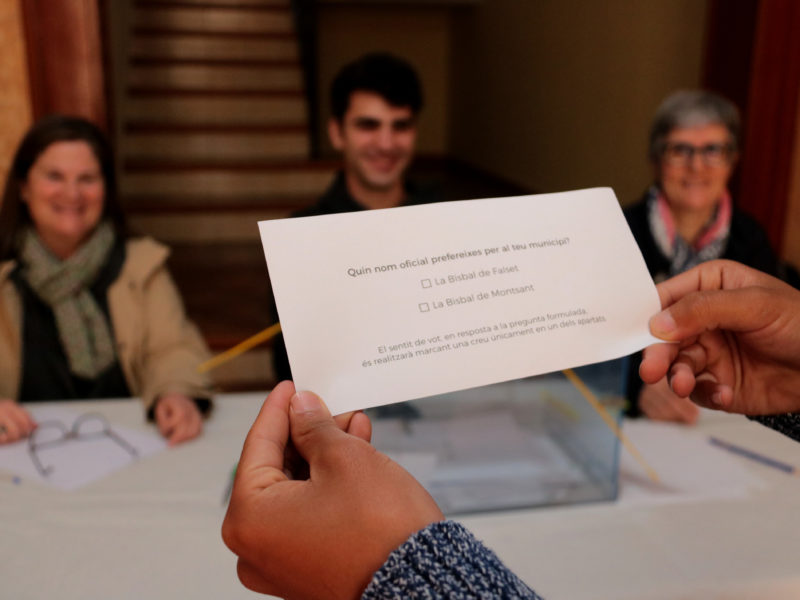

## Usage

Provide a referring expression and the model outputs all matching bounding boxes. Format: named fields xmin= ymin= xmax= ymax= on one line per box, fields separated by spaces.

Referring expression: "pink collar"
xmin=656 ymin=190 xmax=732 ymax=251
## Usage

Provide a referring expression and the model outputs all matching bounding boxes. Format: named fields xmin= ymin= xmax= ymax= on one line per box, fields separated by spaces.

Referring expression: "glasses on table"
xmin=661 ymin=142 xmax=734 ymax=167
xmin=27 ymin=413 xmax=139 ymax=477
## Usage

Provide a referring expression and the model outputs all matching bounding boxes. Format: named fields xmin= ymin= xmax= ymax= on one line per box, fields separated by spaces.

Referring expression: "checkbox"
xmin=419 ymin=302 xmax=430 ymax=313
xmin=421 ymin=278 xmax=432 ymax=288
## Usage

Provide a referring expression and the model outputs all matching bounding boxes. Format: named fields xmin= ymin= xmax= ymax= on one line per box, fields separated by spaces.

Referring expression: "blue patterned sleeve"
xmin=361 ymin=521 xmax=544 ymax=600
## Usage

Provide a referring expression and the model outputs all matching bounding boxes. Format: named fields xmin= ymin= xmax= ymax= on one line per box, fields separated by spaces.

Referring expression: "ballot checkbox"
xmin=419 ymin=302 xmax=430 ymax=313
xmin=421 ymin=278 xmax=432 ymax=288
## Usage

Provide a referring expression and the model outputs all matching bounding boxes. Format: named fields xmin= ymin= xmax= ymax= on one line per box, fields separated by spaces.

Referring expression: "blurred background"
xmin=1 ymin=0 xmax=798 ymax=390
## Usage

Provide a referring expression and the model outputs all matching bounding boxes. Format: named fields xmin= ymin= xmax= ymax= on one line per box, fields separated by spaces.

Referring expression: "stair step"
xmin=130 ymin=209 xmax=289 ymax=243
xmin=128 ymin=64 xmax=303 ymax=92
xmin=122 ymin=166 xmax=334 ymax=197
xmin=130 ymin=34 xmax=298 ymax=61
xmin=126 ymin=192 xmax=317 ymax=212
xmin=123 ymin=130 xmax=310 ymax=162
xmin=133 ymin=27 xmax=295 ymax=39
xmin=136 ymin=0 xmax=289 ymax=8
xmin=124 ymin=95 xmax=306 ymax=126
xmin=133 ymin=6 xmax=293 ymax=34
xmin=131 ymin=57 xmax=299 ymax=67
xmin=124 ymin=158 xmax=336 ymax=171
xmin=127 ymin=88 xmax=303 ymax=98
xmin=125 ymin=123 xmax=307 ymax=132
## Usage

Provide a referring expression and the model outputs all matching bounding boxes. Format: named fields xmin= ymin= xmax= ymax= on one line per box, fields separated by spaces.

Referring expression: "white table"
xmin=2 ymin=393 xmax=799 ymax=599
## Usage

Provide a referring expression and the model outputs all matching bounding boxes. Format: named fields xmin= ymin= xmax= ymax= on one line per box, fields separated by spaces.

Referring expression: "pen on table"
xmin=562 ymin=368 xmax=660 ymax=483
xmin=708 ymin=436 xmax=798 ymax=475
xmin=222 ymin=464 xmax=237 ymax=505
xmin=1 ymin=473 xmax=22 ymax=485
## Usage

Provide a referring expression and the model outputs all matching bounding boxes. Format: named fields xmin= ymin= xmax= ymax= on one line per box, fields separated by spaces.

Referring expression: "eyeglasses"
xmin=661 ymin=142 xmax=734 ymax=167
xmin=27 ymin=413 xmax=139 ymax=477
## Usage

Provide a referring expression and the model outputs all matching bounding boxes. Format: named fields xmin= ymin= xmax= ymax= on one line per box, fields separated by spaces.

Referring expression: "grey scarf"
xmin=19 ymin=222 xmax=116 ymax=378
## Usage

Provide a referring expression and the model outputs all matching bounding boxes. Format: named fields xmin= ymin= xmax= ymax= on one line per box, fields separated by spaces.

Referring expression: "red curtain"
xmin=704 ymin=0 xmax=800 ymax=251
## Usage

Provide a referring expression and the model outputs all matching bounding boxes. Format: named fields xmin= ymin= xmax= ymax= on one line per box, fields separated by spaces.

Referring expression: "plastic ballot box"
xmin=368 ymin=359 xmax=626 ymax=515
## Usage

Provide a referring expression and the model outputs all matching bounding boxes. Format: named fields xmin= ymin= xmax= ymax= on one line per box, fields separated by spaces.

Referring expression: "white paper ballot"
xmin=260 ymin=188 xmax=660 ymax=414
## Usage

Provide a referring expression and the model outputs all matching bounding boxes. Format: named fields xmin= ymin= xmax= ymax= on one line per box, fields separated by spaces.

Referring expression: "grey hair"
xmin=648 ymin=90 xmax=740 ymax=162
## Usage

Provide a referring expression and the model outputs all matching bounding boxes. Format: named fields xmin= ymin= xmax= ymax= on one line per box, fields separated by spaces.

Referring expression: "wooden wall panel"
xmin=21 ymin=0 xmax=107 ymax=128
xmin=0 ymin=0 xmax=33 ymax=183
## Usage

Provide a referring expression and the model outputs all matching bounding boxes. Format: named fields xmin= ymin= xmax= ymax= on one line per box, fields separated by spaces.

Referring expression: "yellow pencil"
xmin=197 ymin=322 xmax=282 ymax=374
xmin=562 ymin=368 xmax=660 ymax=483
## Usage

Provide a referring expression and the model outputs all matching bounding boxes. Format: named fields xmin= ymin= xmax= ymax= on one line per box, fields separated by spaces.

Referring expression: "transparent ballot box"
xmin=367 ymin=359 xmax=626 ymax=515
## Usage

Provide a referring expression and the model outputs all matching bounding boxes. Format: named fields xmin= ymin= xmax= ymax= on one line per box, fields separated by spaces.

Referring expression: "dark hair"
xmin=0 ymin=114 xmax=127 ymax=260
xmin=330 ymin=52 xmax=423 ymax=121
xmin=648 ymin=90 xmax=741 ymax=162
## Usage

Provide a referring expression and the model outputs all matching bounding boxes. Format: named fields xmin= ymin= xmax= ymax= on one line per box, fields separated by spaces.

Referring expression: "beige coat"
xmin=0 ymin=237 xmax=213 ymax=410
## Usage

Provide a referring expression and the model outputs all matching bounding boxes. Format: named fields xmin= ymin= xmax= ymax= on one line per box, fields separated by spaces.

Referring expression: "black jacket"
xmin=270 ymin=172 xmax=438 ymax=382
xmin=624 ymin=192 xmax=785 ymax=415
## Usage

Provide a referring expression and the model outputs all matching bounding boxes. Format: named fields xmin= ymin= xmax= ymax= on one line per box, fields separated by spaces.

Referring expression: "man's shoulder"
xmin=290 ymin=171 xmax=442 ymax=218
xmin=290 ymin=171 xmax=359 ymax=218
xmin=403 ymin=178 xmax=440 ymax=206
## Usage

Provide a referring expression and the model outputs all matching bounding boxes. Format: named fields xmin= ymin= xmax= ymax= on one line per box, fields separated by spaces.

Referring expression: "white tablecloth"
xmin=2 ymin=393 xmax=799 ymax=599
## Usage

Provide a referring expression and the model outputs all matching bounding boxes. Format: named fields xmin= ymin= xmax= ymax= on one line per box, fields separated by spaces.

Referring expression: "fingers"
xmin=639 ymin=342 xmax=680 ymax=384
xmin=155 ymin=398 xmax=174 ymax=437
xmin=665 ymin=343 xmax=708 ymax=397
xmin=656 ymin=394 xmax=700 ymax=424
xmin=155 ymin=395 xmax=204 ymax=446
xmin=236 ymin=559 xmax=276 ymax=596
xmin=222 ymin=383 xmax=301 ymax=576
xmin=333 ymin=410 xmax=373 ymax=443
xmin=166 ymin=409 xmax=202 ymax=446
xmin=651 ymin=261 xmax=792 ymax=344
xmin=653 ymin=289 xmax=772 ymax=342
xmin=347 ymin=411 xmax=372 ymax=443
xmin=235 ymin=381 xmax=296 ymax=492
xmin=0 ymin=401 xmax=37 ymax=444
xmin=288 ymin=391 xmax=347 ymax=467
xmin=638 ymin=380 xmax=700 ymax=424
xmin=690 ymin=379 xmax=735 ymax=412
xmin=654 ymin=259 xmax=773 ymax=311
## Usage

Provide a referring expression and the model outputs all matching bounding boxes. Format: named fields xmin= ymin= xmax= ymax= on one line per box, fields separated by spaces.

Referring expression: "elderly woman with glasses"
xmin=624 ymin=90 xmax=785 ymax=424
xmin=0 ymin=115 xmax=212 ymax=446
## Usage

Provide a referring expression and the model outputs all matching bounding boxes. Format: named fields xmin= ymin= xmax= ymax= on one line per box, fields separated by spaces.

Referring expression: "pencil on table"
xmin=197 ymin=323 xmax=282 ymax=374
xmin=562 ymin=368 xmax=660 ymax=484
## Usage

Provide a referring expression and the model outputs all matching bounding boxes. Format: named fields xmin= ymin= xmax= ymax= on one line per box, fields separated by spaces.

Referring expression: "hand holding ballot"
xmin=641 ymin=259 xmax=800 ymax=416
xmin=222 ymin=258 xmax=800 ymax=600
xmin=221 ymin=381 xmax=444 ymax=600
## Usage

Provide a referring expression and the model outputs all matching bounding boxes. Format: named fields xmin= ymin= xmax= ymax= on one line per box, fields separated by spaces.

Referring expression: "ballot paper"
xmin=260 ymin=188 xmax=660 ymax=414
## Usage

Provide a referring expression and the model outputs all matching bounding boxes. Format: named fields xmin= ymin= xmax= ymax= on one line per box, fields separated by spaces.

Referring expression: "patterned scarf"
xmin=646 ymin=185 xmax=732 ymax=276
xmin=19 ymin=221 xmax=116 ymax=379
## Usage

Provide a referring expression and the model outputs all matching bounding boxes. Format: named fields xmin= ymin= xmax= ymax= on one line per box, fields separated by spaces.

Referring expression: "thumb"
xmin=289 ymin=391 xmax=344 ymax=465
xmin=649 ymin=288 xmax=767 ymax=342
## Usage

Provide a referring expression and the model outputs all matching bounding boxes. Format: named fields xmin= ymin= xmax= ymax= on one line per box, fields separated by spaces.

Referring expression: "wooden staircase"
xmin=119 ymin=0 xmax=334 ymax=244
xmin=115 ymin=0 xmax=336 ymax=389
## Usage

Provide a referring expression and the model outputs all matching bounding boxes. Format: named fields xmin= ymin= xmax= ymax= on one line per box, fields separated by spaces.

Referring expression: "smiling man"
xmin=296 ymin=52 xmax=433 ymax=216
xmin=271 ymin=53 xmax=436 ymax=381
